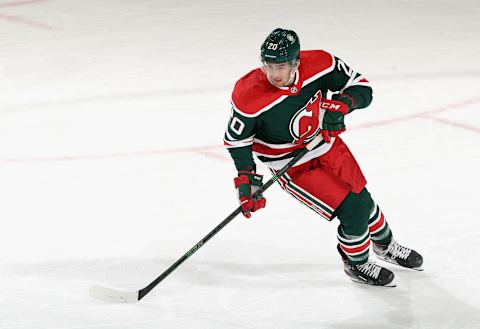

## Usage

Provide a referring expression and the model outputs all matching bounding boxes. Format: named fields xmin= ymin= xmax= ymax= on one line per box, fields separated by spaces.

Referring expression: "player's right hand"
xmin=234 ymin=171 xmax=266 ymax=218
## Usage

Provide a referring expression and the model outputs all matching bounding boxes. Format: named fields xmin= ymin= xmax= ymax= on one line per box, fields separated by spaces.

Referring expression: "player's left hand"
xmin=319 ymin=99 xmax=350 ymax=143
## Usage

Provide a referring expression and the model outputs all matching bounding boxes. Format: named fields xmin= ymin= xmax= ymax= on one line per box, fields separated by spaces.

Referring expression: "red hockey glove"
xmin=320 ymin=99 xmax=350 ymax=143
xmin=233 ymin=171 xmax=266 ymax=218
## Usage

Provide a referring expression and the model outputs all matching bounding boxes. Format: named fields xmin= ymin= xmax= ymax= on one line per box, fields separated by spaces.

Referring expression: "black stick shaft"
xmin=138 ymin=139 xmax=320 ymax=300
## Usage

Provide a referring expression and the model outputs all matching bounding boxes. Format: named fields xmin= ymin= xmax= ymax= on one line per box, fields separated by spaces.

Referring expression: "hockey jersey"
xmin=224 ymin=50 xmax=372 ymax=171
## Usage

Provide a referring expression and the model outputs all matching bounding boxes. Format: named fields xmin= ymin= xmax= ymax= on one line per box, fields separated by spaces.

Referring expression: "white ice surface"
xmin=0 ymin=0 xmax=479 ymax=328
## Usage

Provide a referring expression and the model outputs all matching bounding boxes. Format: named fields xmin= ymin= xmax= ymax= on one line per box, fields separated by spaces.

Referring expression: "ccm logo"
xmin=320 ymin=102 xmax=341 ymax=111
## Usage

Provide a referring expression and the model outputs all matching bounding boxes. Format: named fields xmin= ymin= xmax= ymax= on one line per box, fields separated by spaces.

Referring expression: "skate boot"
xmin=373 ymin=239 xmax=423 ymax=270
xmin=337 ymin=244 xmax=395 ymax=287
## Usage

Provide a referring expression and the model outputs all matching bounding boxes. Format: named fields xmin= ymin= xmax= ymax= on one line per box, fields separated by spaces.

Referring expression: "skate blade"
xmin=349 ymin=277 xmax=397 ymax=288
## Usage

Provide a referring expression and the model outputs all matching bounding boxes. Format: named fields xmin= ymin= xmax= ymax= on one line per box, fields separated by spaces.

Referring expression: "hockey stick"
xmin=89 ymin=135 xmax=324 ymax=303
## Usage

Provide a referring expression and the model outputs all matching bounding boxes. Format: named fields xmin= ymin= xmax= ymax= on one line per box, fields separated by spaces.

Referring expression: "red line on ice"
xmin=421 ymin=115 xmax=480 ymax=134
xmin=0 ymin=96 xmax=478 ymax=164
xmin=350 ymin=96 xmax=480 ymax=131
xmin=0 ymin=0 xmax=59 ymax=31
xmin=0 ymin=0 xmax=48 ymax=9
xmin=0 ymin=13 xmax=59 ymax=31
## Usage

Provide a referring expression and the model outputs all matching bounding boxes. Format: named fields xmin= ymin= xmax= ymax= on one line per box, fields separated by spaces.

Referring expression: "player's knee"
xmin=335 ymin=187 xmax=374 ymax=236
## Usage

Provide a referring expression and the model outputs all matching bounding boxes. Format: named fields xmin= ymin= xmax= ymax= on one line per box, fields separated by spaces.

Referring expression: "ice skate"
xmin=373 ymin=239 xmax=423 ymax=271
xmin=337 ymin=245 xmax=395 ymax=287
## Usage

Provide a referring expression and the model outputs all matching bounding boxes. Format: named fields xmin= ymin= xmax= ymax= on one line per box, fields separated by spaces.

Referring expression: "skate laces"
xmin=386 ymin=241 xmax=412 ymax=260
xmin=356 ymin=262 xmax=381 ymax=279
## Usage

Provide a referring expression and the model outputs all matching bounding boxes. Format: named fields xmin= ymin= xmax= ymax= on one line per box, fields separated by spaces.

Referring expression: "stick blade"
xmin=89 ymin=284 xmax=139 ymax=303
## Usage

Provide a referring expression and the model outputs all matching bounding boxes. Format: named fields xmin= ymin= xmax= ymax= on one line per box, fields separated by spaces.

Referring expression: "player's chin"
xmin=269 ymin=80 xmax=285 ymax=88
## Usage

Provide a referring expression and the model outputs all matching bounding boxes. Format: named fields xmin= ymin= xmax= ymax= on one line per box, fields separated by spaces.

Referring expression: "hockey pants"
xmin=273 ymin=137 xmax=393 ymax=265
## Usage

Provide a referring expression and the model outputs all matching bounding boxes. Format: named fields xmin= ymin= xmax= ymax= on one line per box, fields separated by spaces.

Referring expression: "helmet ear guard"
xmin=260 ymin=28 xmax=300 ymax=64
xmin=289 ymin=60 xmax=299 ymax=77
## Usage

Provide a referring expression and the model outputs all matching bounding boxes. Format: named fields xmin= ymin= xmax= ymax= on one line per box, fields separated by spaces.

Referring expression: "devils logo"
xmin=289 ymin=90 xmax=322 ymax=144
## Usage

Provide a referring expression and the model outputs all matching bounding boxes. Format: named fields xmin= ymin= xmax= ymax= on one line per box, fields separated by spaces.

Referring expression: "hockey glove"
xmin=233 ymin=171 xmax=266 ymax=218
xmin=320 ymin=99 xmax=350 ymax=143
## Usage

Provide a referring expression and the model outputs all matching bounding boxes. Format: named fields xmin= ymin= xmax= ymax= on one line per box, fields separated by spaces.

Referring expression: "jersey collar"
xmin=276 ymin=69 xmax=302 ymax=96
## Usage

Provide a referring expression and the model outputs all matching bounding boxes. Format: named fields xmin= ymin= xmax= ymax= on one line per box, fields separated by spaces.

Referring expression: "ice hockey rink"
xmin=1 ymin=0 xmax=479 ymax=328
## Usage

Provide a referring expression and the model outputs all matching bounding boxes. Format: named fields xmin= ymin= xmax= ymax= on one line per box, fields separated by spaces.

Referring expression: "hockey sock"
xmin=337 ymin=227 xmax=370 ymax=265
xmin=368 ymin=202 xmax=392 ymax=245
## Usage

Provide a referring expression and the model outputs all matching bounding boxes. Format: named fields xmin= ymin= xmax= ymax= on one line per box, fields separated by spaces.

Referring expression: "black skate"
xmin=337 ymin=245 xmax=395 ymax=287
xmin=373 ymin=240 xmax=423 ymax=271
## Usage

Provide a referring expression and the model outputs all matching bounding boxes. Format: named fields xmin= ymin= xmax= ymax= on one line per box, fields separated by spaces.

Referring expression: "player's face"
xmin=262 ymin=61 xmax=298 ymax=88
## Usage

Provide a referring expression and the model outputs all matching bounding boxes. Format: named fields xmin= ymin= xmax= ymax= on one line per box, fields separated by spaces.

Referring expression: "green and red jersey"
xmin=224 ymin=50 xmax=373 ymax=171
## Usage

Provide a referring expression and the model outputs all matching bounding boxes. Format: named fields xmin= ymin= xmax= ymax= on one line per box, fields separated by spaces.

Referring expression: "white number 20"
xmin=337 ymin=59 xmax=354 ymax=77
xmin=267 ymin=43 xmax=278 ymax=50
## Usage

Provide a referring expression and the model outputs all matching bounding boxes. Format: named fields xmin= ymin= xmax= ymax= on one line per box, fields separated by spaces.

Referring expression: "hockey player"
xmin=224 ymin=28 xmax=423 ymax=286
